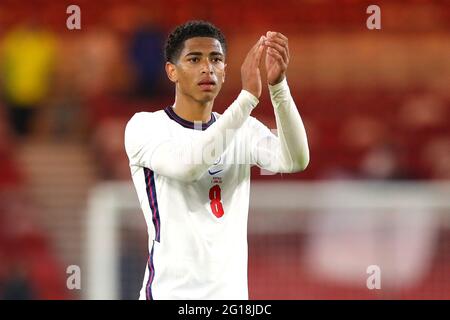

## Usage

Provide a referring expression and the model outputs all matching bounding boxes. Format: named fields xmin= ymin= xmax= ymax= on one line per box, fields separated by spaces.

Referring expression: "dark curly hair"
xmin=165 ymin=20 xmax=227 ymax=63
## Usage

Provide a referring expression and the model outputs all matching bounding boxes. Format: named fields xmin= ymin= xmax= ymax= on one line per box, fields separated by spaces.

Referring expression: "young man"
xmin=124 ymin=20 xmax=309 ymax=300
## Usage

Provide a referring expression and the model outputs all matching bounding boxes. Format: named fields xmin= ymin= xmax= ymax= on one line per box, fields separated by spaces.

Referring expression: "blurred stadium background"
xmin=0 ymin=0 xmax=449 ymax=299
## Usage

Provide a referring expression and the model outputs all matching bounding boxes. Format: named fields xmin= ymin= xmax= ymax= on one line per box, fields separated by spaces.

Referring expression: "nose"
xmin=201 ymin=60 xmax=213 ymax=74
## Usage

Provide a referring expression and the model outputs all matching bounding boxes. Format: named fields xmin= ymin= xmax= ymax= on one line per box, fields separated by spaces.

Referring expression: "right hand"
xmin=241 ymin=36 xmax=266 ymax=99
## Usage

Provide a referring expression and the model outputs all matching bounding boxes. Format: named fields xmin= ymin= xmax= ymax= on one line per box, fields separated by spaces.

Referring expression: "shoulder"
xmin=125 ymin=110 xmax=168 ymax=144
xmin=126 ymin=110 xmax=162 ymax=124
xmin=126 ymin=110 xmax=167 ymax=130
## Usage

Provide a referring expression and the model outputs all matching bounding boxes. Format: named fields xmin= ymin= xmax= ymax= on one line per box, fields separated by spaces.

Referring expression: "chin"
xmin=198 ymin=92 xmax=218 ymax=104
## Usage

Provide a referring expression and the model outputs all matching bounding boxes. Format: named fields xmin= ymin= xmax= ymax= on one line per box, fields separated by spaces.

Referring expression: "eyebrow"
xmin=185 ymin=51 xmax=224 ymax=57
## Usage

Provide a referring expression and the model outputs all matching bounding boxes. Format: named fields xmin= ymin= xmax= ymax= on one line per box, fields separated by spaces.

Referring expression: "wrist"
xmin=268 ymin=74 xmax=286 ymax=86
xmin=239 ymin=90 xmax=259 ymax=109
xmin=268 ymin=77 xmax=288 ymax=93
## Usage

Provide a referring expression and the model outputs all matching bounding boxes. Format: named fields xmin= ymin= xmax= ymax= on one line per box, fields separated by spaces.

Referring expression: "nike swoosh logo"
xmin=208 ymin=169 xmax=223 ymax=175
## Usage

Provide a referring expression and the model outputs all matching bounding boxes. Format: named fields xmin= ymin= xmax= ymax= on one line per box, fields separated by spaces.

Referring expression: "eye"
xmin=212 ymin=57 xmax=223 ymax=63
xmin=188 ymin=57 xmax=199 ymax=63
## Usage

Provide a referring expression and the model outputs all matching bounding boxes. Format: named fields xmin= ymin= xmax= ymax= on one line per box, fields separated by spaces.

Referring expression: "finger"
xmin=265 ymin=34 xmax=289 ymax=58
xmin=265 ymin=40 xmax=286 ymax=54
xmin=277 ymin=33 xmax=288 ymax=43
xmin=264 ymin=41 xmax=288 ymax=63
xmin=245 ymin=37 xmax=264 ymax=65
xmin=267 ymin=31 xmax=288 ymax=42
xmin=266 ymin=35 xmax=284 ymax=45
xmin=267 ymin=47 xmax=286 ymax=67
xmin=265 ymin=36 xmax=288 ymax=51
xmin=254 ymin=40 xmax=265 ymax=65
xmin=250 ymin=36 xmax=266 ymax=54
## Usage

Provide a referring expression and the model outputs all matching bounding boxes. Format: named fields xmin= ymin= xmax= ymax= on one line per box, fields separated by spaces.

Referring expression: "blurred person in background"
xmin=128 ymin=20 xmax=166 ymax=99
xmin=0 ymin=22 xmax=56 ymax=138
xmin=359 ymin=141 xmax=415 ymax=181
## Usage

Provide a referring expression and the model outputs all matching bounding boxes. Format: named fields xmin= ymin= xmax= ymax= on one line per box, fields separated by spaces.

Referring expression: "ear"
xmin=165 ymin=62 xmax=178 ymax=83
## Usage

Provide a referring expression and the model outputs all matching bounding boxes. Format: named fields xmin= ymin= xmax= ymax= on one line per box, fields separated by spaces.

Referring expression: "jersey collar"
xmin=164 ymin=106 xmax=216 ymax=130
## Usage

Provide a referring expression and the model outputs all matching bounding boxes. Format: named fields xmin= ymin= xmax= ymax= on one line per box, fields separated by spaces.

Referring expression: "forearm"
xmin=151 ymin=90 xmax=259 ymax=181
xmin=270 ymin=78 xmax=309 ymax=172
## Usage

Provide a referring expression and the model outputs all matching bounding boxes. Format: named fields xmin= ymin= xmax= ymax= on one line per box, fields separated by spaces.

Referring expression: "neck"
xmin=172 ymin=91 xmax=214 ymax=123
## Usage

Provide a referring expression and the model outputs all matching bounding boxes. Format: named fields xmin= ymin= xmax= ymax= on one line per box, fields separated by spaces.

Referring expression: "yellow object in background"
xmin=1 ymin=26 xmax=56 ymax=107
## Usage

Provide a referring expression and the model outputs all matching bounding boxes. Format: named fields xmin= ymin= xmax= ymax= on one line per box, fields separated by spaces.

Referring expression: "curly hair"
xmin=165 ymin=20 xmax=227 ymax=63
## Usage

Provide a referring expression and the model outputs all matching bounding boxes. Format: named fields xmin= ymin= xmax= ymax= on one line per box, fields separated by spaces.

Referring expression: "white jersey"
xmin=125 ymin=106 xmax=271 ymax=300
xmin=124 ymin=80 xmax=309 ymax=300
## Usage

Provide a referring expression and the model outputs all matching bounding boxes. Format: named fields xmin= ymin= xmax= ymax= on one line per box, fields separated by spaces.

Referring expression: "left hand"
xmin=264 ymin=31 xmax=290 ymax=85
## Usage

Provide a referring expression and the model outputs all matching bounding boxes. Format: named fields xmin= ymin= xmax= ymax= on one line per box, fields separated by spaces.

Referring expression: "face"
xmin=166 ymin=37 xmax=226 ymax=104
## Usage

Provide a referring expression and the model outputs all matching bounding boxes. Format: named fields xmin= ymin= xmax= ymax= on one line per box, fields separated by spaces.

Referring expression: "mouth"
xmin=198 ymin=80 xmax=216 ymax=92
